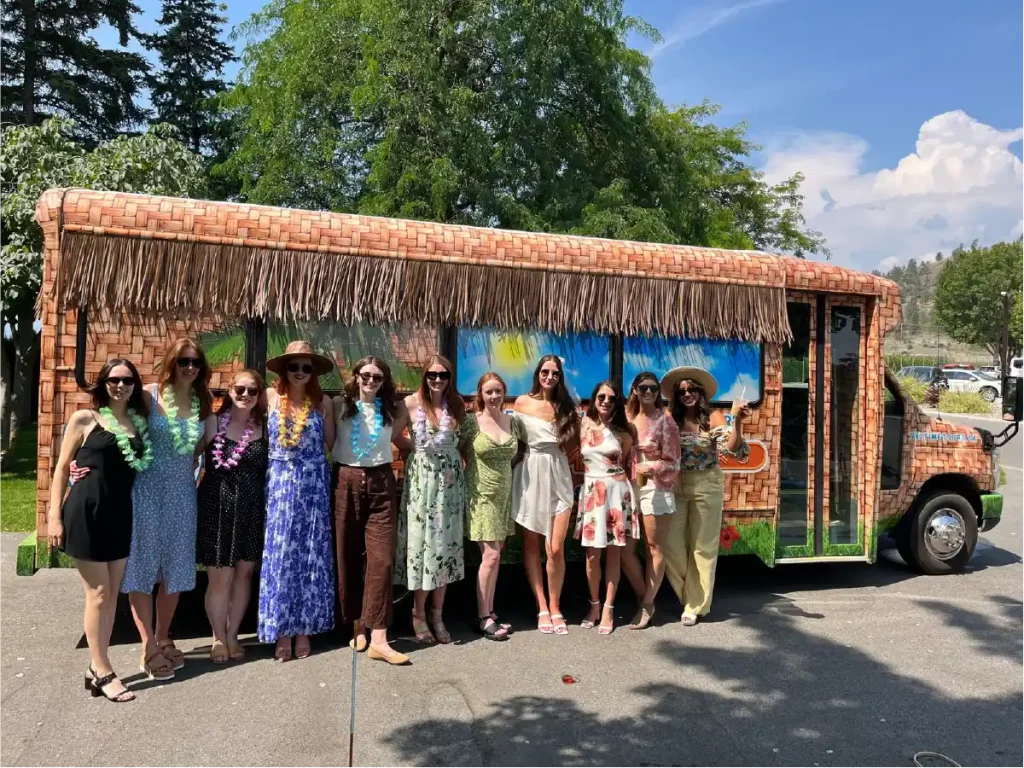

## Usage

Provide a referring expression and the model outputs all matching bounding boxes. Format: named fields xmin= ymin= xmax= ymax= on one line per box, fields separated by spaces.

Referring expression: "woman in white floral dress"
xmin=575 ymin=381 xmax=638 ymax=635
xmin=396 ymin=356 xmax=468 ymax=645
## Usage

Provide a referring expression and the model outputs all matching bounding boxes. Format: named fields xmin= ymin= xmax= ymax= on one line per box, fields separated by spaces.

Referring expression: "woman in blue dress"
xmin=122 ymin=338 xmax=211 ymax=680
xmin=259 ymin=341 xmax=336 ymax=662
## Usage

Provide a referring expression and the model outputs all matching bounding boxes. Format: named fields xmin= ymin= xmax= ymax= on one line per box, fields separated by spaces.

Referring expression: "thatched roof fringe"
xmin=56 ymin=232 xmax=792 ymax=343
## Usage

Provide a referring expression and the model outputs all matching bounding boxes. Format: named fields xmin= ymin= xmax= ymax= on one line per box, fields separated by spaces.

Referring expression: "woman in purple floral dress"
xmin=258 ymin=341 xmax=336 ymax=662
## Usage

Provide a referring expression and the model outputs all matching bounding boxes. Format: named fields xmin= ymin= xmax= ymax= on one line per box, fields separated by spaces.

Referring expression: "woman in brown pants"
xmin=332 ymin=357 xmax=411 ymax=665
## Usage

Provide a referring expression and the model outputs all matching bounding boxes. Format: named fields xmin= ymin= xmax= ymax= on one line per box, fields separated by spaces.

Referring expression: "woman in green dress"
xmin=463 ymin=372 xmax=523 ymax=641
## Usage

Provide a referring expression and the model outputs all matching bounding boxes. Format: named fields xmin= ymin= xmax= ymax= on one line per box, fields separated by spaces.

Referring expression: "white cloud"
xmin=762 ymin=110 xmax=1024 ymax=272
xmin=649 ymin=0 xmax=790 ymax=60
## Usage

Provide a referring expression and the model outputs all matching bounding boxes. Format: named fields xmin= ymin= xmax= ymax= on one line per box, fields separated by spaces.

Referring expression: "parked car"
xmin=942 ymin=363 xmax=975 ymax=370
xmin=899 ymin=366 xmax=948 ymax=387
xmin=943 ymin=368 xmax=1001 ymax=401
xmin=979 ymin=365 xmax=1000 ymax=375
xmin=1010 ymin=357 xmax=1023 ymax=378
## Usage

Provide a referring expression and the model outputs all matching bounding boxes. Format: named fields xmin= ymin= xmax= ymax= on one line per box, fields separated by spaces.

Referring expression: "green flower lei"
xmin=98 ymin=407 xmax=154 ymax=472
xmin=162 ymin=386 xmax=203 ymax=455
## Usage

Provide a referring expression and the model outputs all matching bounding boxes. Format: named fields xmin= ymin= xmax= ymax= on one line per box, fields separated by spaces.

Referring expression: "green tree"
xmin=0 ymin=0 xmax=149 ymax=142
xmin=221 ymin=0 xmax=825 ymax=255
xmin=0 ymin=118 xmax=206 ymax=455
xmin=147 ymin=0 xmax=235 ymax=154
xmin=933 ymin=239 xmax=1024 ymax=357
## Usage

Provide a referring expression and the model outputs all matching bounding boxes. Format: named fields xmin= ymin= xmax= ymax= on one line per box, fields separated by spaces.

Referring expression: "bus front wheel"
xmin=896 ymin=492 xmax=978 ymax=574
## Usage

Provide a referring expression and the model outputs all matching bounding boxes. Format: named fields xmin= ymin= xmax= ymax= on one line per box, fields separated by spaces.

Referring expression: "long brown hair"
xmin=417 ymin=355 xmax=465 ymax=423
xmin=91 ymin=358 xmax=149 ymax=417
xmin=585 ymin=380 xmax=634 ymax=440
xmin=529 ymin=354 xmax=579 ymax=454
xmin=217 ymin=369 xmax=269 ymax=423
xmin=273 ymin=360 xmax=324 ymax=410
xmin=625 ymin=370 xmax=666 ymax=418
xmin=158 ymin=337 xmax=213 ymax=419
xmin=670 ymin=378 xmax=712 ymax=432
xmin=341 ymin=356 xmax=399 ymax=425
xmin=472 ymin=371 xmax=507 ymax=413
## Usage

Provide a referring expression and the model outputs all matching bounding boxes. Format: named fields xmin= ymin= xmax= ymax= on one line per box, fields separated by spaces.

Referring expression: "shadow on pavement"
xmin=378 ymin=594 xmax=1023 ymax=767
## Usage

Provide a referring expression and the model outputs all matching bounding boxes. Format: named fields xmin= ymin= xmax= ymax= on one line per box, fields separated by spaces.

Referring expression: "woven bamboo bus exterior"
xmin=33 ymin=188 xmax=904 ymax=567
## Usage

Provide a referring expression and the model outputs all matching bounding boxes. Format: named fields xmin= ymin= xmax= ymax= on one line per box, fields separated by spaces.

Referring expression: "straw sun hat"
xmin=265 ymin=340 xmax=334 ymax=376
xmin=660 ymin=366 xmax=719 ymax=401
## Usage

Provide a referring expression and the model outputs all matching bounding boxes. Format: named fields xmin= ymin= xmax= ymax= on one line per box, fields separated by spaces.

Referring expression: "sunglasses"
xmin=177 ymin=357 xmax=203 ymax=369
xmin=287 ymin=363 xmax=315 ymax=374
xmin=539 ymin=369 xmax=561 ymax=379
xmin=358 ymin=371 xmax=384 ymax=384
xmin=636 ymin=384 xmax=659 ymax=395
xmin=104 ymin=376 xmax=135 ymax=387
xmin=232 ymin=385 xmax=260 ymax=397
xmin=678 ymin=386 xmax=703 ymax=396
xmin=425 ymin=370 xmax=451 ymax=381
xmin=595 ymin=393 xmax=616 ymax=404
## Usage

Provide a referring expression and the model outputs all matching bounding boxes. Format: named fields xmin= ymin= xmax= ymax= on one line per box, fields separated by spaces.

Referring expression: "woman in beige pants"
xmin=661 ymin=367 xmax=749 ymax=625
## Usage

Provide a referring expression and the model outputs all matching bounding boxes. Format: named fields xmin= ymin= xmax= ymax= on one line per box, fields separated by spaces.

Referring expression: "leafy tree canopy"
xmin=933 ymin=238 xmax=1023 ymax=356
xmin=221 ymin=0 xmax=826 ymax=255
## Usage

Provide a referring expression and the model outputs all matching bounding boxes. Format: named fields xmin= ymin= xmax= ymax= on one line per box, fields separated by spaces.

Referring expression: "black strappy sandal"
xmin=88 ymin=671 xmax=136 ymax=703
xmin=474 ymin=616 xmax=509 ymax=642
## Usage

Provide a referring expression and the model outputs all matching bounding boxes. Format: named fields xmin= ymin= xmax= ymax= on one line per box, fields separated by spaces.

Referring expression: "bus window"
xmin=779 ymin=302 xmax=811 ymax=547
xmin=830 ymin=306 xmax=861 ymax=545
xmin=622 ymin=336 xmax=762 ymax=404
xmin=456 ymin=328 xmax=609 ymax=399
xmin=881 ymin=375 xmax=904 ymax=490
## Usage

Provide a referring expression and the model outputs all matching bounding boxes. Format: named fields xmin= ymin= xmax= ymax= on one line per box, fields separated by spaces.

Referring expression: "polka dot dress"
xmin=196 ymin=436 xmax=269 ymax=567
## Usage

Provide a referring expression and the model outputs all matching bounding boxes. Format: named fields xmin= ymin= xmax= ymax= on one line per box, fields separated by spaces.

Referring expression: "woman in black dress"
xmin=48 ymin=359 xmax=153 ymax=703
xmin=195 ymin=370 xmax=268 ymax=663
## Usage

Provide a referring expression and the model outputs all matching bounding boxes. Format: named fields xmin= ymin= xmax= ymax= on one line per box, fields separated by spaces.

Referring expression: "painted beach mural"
xmin=457 ymin=328 xmax=610 ymax=398
xmin=623 ymin=335 xmax=762 ymax=403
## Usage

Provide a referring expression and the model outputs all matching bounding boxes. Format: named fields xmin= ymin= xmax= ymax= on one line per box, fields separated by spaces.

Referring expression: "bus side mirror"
xmin=1002 ymin=377 xmax=1023 ymax=422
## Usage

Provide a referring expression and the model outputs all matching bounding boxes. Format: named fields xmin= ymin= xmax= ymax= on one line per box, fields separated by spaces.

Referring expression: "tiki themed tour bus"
xmin=24 ymin=188 xmax=1020 ymax=576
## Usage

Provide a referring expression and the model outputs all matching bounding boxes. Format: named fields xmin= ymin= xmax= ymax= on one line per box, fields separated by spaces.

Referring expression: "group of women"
xmin=47 ymin=337 xmax=748 ymax=703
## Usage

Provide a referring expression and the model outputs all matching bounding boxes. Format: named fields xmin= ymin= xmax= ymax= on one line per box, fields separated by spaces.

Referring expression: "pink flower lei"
xmin=413 ymin=400 xmax=452 ymax=449
xmin=211 ymin=412 xmax=256 ymax=470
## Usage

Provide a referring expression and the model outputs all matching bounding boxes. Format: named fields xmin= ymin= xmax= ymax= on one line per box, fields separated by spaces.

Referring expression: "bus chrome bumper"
xmin=980 ymin=493 xmax=1003 ymax=532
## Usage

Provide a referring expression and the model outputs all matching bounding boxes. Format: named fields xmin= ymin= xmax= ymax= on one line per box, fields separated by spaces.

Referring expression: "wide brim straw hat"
xmin=265 ymin=340 xmax=334 ymax=376
xmin=660 ymin=366 xmax=719 ymax=401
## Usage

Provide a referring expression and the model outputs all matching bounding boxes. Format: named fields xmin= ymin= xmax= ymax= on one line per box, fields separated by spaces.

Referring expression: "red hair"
xmin=158 ymin=337 xmax=213 ymax=419
xmin=417 ymin=355 xmax=465 ymax=423
xmin=273 ymin=372 xmax=324 ymax=410
xmin=472 ymin=371 xmax=508 ymax=413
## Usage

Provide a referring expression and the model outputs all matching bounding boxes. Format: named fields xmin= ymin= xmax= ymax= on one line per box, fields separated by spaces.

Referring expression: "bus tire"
xmin=903 ymin=492 xmax=978 ymax=574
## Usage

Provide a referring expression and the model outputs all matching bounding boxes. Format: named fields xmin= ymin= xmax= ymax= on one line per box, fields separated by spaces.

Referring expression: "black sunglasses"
xmin=425 ymin=370 xmax=451 ymax=381
xmin=176 ymin=356 xmax=203 ymax=369
xmin=104 ymin=376 xmax=135 ymax=387
xmin=595 ymin=393 xmax=616 ymax=404
xmin=678 ymin=385 xmax=704 ymax=395
xmin=232 ymin=385 xmax=260 ymax=397
xmin=358 ymin=371 xmax=384 ymax=384
xmin=636 ymin=384 xmax=659 ymax=395
xmin=539 ymin=369 xmax=561 ymax=379
xmin=287 ymin=363 xmax=315 ymax=374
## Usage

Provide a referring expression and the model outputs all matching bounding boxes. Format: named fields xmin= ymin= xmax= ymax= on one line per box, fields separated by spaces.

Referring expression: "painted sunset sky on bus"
xmin=457 ymin=329 xmax=761 ymax=403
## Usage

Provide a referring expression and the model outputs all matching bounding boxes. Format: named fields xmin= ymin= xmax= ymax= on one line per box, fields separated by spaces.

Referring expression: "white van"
xmin=1011 ymin=357 xmax=1023 ymax=378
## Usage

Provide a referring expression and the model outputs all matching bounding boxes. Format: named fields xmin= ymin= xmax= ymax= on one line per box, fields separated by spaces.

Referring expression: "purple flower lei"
xmin=413 ymin=401 xmax=451 ymax=449
xmin=211 ymin=412 xmax=256 ymax=470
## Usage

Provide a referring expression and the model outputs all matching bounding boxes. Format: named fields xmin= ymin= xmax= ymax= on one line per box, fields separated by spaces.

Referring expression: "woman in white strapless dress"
xmin=512 ymin=355 xmax=579 ymax=635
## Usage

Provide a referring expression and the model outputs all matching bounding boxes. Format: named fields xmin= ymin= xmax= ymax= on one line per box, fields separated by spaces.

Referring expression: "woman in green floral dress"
xmin=396 ymin=356 xmax=468 ymax=645
xmin=463 ymin=372 xmax=523 ymax=641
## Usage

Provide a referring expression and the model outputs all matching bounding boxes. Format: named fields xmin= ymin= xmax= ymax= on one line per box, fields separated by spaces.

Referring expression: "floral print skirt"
xmin=574 ymin=474 xmax=639 ymax=548
xmin=395 ymin=448 xmax=465 ymax=591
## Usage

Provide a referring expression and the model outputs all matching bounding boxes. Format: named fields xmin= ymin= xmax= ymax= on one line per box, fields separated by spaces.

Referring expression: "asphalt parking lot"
xmin=1 ymin=414 xmax=1020 ymax=767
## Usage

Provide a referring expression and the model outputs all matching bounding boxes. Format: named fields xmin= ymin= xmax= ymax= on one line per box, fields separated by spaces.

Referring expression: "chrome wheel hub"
xmin=924 ymin=509 xmax=966 ymax=560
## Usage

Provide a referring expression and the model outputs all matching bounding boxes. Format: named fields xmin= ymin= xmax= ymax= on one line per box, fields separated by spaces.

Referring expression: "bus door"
xmin=777 ymin=296 xmax=867 ymax=560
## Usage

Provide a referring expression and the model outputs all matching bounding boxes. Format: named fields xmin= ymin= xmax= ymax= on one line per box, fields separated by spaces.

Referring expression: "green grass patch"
xmin=1 ymin=425 xmax=38 ymax=533
xmin=896 ymin=375 xmax=929 ymax=402
xmin=720 ymin=520 xmax=776 ymax=566
xmin=937 ymin=390 xmax=991 ymax=414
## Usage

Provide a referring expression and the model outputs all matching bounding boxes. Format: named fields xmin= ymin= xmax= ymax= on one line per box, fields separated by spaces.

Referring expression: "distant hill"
xmin=872 ymin=254 xmax=945 ymax=331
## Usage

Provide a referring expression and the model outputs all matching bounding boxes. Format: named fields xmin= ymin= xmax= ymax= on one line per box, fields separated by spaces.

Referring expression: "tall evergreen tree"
xmin=0 ymin=0 xmax=149 ymax=141
xmin=147 ymin=0 xmax=235 ymax=155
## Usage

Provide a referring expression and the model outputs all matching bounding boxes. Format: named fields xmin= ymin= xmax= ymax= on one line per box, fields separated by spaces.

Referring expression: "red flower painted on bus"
xmin=720 ymin=524 xmax=741 ymax=551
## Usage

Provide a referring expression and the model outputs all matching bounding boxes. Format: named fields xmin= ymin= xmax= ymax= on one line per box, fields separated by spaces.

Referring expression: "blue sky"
xmin=101 ymin=0 xmax=1023 ymax=272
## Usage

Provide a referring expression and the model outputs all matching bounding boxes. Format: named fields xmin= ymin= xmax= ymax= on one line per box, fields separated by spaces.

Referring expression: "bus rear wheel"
xmin=897 ymin=492 xmax=978 ymax=574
